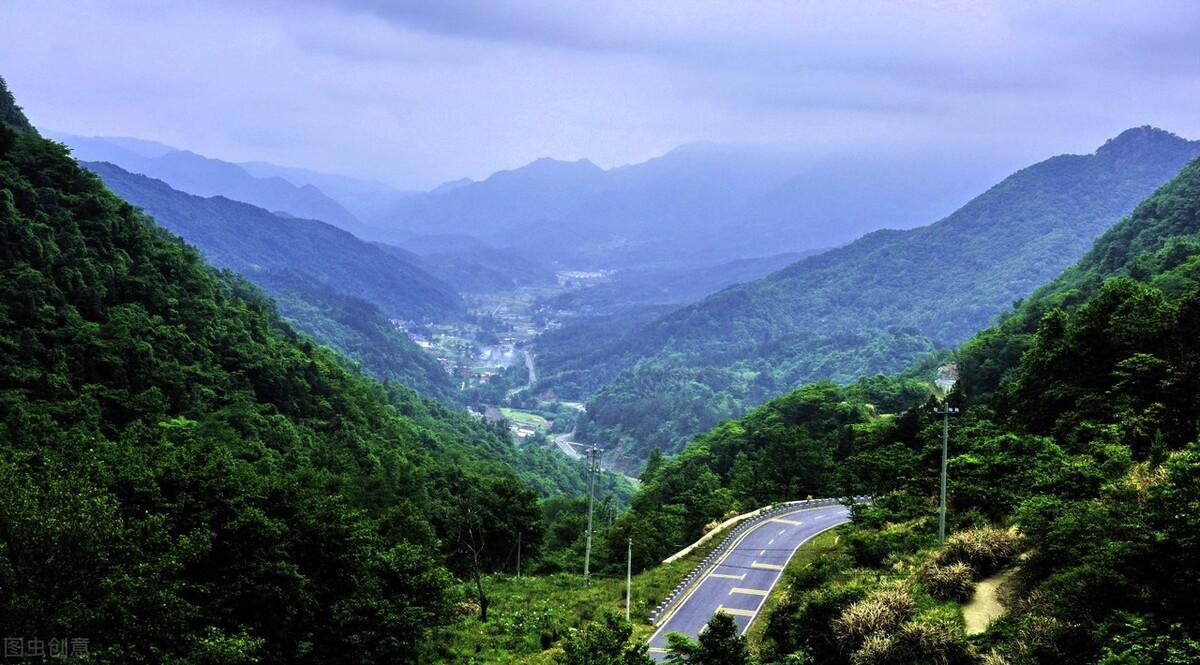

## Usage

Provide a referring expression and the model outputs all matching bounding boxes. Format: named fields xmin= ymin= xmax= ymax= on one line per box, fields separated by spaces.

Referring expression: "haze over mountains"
xmin=552 ymin=126 xmax=1200 ymax=470
xmin=376 ymin=143 xmax=1004 ymax=269
xmin=55 ymin=132 xmax=1006 ymax=274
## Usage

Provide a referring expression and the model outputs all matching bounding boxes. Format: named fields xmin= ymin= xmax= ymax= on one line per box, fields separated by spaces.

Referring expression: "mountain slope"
xmin=0 ymin=75 xmax=35 ymax=134
xmin=52 ymin=132 xmax=369 ymax=235
xmin=615 ymin=152 xmax=1200 ymax=665
xmin=0 ymin=103 xmax=497 ymax=662
xmin=0 ymin=81 xmax=633 ymax=663
xmin=239 ymin=159 xmax=415 ymax=224
xmin=574 ymin=127 xmax=1200 ymax=470
xmin=83 ymin=160 xmax=465 ymax=323
xmin=379 ymin=157 xmax=610 ymax=238
xmin=251 ymin=269 xmax=459 ymax=402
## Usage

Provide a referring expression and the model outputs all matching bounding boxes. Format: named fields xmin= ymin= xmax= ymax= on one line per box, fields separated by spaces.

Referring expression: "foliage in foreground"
xmin=627 ymin=157 xmax=1200 ymax=662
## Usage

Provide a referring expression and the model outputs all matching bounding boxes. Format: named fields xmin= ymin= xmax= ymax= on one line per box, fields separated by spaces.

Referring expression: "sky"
xmin=2 ymin=0 xmax=1199 ymax=189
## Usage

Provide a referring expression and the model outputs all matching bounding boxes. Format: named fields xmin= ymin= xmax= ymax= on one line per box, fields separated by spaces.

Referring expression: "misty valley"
xmin=3 ymin=4 xmax=1200 ymax=664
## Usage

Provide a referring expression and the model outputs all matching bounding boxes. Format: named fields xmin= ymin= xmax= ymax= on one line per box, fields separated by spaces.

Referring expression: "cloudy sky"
xmin=2 ymin=0 xmax=1199 ymax=188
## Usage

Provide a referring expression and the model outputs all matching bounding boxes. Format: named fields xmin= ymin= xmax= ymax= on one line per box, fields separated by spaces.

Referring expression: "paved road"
xmin=554 ymin=429 xmax=583 ymax=459
xmin=647 ymin=503 xmax=850 ymax=659
xmin=505 ymin=350 xmax=537 ymax=399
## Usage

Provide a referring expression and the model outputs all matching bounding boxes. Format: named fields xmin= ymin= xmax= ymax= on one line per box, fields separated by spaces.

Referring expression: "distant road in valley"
xmin=506 ymin=349 xmax=536 ymax=399
xmin=647 ymin=503 xmax=851 ymax=660
xmin=554 ymin=429 xmax=583 ymax=459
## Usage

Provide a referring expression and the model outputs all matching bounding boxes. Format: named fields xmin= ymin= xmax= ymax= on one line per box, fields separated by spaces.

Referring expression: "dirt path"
xmin=963 ymin=569 xmax=1014 ymax=634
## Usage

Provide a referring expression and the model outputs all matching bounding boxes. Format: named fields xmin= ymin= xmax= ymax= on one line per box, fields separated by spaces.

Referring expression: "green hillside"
xmin=571 ymin=128 xmax=1200 ymax=471
xmin=610 ymin=157 xmax=1200 ymax=663
xmin=251 ymin=268 xmax=460 ymax=402
xmin=83 ymin=160 xmax=465 ymax=323
xmin=0 ymin=88 xmax=627 ymax=663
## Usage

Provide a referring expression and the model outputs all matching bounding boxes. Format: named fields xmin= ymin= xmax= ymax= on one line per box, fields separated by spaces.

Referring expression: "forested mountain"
xmin=84 ymin=160 xmax=465 ymax=323
xmin=0 ymin=80 xmax=630 ymax=662
xmin=569 ymin=127 xmax=1200 ymax=471
xmin=51 ymin=132 xmax=370 ymax=236
xmin=612 ymin=155 xmax=1200 ymax=663
xmin=250 ymin=269 xmax=459 ymax=402
xmin=0 ymin=76 xmax=34 ymax=133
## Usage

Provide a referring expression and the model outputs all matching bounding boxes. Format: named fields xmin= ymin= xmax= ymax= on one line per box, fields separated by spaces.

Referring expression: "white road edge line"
xmin=736 ymin=516 xmax=849 ymax=636
xmin=647 ymin=505 xmax=849 ymax=645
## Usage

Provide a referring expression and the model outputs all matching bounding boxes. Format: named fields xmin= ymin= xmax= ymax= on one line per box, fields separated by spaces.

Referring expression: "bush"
xmin=920 ymin=561 xmax=977 ymax=602
xmin=845 ymin=616 xmax=977 ymax=665
xmin=846 ymin=521 xmax=935 ymax=567
xmin=834 ymin=586 xmax=916 ymax=650
xmin=893 ymin=619 xmax=976 ymax=664
xmin=935 ymin=527 xmax=1022 ymax=575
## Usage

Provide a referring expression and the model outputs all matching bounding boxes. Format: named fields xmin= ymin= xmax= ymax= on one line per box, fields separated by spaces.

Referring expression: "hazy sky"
xmin=2 ymin=0 xmax=1199 ymax=188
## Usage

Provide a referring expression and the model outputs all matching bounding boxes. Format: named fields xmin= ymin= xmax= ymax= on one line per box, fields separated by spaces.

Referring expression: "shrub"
xmin=920 ymin=561 xmax=977 ymax=602
xmin=846 ymin=521 xmax=936 ymax=567
xmin=936 ymin=526 xmax=1022 ymax=575
xmin=850 ymin=633 xmax=895 ymax=665
xmin=894 ymin=619 xmax=976 ymax=665
xmin=834 ymin=586 xmax=916 ymax=650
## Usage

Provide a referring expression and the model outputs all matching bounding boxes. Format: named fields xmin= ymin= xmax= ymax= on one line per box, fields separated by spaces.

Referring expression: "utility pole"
xmin=583 ymin=443 xmax=602 ymax=586
xmin=625 ymin=538 xmax=632 ymax=621
xmin=517 ymin=532 xmax=521 ymax=579
xmin=932 ymin=401 xmax=960 ymax=545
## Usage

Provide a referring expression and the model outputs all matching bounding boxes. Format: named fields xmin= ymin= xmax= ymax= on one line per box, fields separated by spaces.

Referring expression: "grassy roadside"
xmin=743 ymin=526 xmax=847 ymax=656
xmin=430 ymin=521 xmax=737 ymax=663
xmin=430 ymin=515 xmax=855 ymax=663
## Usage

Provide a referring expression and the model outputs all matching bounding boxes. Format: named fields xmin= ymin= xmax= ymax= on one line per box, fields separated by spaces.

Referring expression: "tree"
xmin=666 ymin=613 xmax=755 ymax=665
xmin=555 ymin=613 xmax=654 ymax=665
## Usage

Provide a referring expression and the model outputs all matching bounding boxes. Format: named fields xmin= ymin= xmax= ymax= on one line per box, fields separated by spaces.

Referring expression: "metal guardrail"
xmin=647 ymin=496 xmax=869 ymax=625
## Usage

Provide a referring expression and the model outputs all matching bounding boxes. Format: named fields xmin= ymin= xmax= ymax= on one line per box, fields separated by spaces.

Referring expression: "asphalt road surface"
xmin=647 ymin=503 xmax=851 ymax=659
xmin=554 ymin=430 xmax=582 ymax=459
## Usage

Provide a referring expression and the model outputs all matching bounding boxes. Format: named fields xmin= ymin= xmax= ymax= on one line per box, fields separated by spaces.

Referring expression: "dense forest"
xmin=250 ymin=268 xmax=460 ymax=402
xmin=608 ymin=155 xmax=1200 ymax=662
xmin=559 ymin=127 xmax=1200 ymax=472
xmin=0 ymin=79 xmax=627 ymax=663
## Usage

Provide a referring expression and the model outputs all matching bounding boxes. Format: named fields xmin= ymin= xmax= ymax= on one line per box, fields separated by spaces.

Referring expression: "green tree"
xmin=666 ymin=613 xmax=755 ymax=665
xmin=555 ymin=613 xmax=654 ymax=665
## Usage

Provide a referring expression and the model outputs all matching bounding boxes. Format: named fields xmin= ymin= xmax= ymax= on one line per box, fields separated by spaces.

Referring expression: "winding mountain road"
xmin=647 ymin=503 xmax=851 ymax=659
xmin=554 ymin=429 xmax=583 ymax=459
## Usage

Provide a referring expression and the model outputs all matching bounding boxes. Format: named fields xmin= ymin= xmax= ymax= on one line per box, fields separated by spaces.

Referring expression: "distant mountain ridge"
xmin=567 ymin=126 xmax=1200 ymax=471
xmin=371 ymin=143 xmax=1003 ymax=270
xmin=51 ymin=132 xmax=371 ymax=236
xmin=85 ymin=160 xmax=465 ymax=324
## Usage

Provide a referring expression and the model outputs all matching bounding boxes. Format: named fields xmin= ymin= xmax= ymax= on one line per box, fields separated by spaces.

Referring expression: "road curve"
xmin=647 ymin=503 xmax=850 ymax=659
xmin=554 ymin=430 xmax=582 ymax=459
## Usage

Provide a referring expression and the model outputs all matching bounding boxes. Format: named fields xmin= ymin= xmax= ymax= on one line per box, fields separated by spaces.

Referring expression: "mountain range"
xmin=50 ymin=132 xmax=373 ymax=236
xmin=368 ymin=143 xmax=1005 ymax=270
xmin=558 ymin=126 xmax=1200 ymax=471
